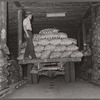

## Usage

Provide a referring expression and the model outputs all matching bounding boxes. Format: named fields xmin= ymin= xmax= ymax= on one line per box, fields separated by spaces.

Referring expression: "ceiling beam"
xmin=82 ymin=6 xmax=91 ymax=19
xmin=82 ymin=2 xmax=98 ymax=19
xmin=14 ymin=1 xmax=26 ymax=17
xmin=14 ymin=1 xmax=23 ymax=9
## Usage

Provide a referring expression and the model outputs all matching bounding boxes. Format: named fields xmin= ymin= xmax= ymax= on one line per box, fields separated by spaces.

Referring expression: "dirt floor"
xmin=4 ymin=75 xmax=100 ymax=99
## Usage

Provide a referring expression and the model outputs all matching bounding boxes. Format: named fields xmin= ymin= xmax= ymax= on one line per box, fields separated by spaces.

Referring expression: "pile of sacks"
xmin=0 ymin=43 xmax=9 ymax=90
xmin=18 ymin=28 xmax=83 ymax=60
xmin=7 ymin=60 xmax=22 ymax=84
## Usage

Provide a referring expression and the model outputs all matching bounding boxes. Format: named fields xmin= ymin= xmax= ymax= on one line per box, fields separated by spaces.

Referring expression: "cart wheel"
xmin=69 ymin=62 xmax=75 ymax=82
xmin=32 ymin=74 xmax=39 ymax=84
xmin=64 ymin=63 xmax=70 ymax=82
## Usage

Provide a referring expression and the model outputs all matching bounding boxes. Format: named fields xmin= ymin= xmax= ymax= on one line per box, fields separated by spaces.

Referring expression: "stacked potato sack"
xmin=32 ymin=28 xmax=83 ymax=59
xmin=18 ymin=28 xmax=83 ymax=60
xmin=7 ymin=60 xmax=21 ymax=84
xmin=0 ymin=43 xmax=9 ymax=90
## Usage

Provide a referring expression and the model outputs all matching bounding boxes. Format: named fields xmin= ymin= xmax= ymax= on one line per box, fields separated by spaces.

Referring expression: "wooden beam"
xmin=14 ymin=2 xmax=26 ymax=57
xmin=7 ymin=2 xmax=9 ymax=46
xmin=18 ymin=9 xmax=23 ymax=56
xmin=19 ymin=57 xmax=81 ymax=64
xmin=82 ymin=19 xmax=86 ymax=50
xmin=14 ymin=1 xmax=26 ymax=15
xmin=83 ymin=2 xmax=98 ymax=23
xmin=0 ymin=1 xmax=7 ymax=44
xmin=82 ymin=2 xmax=98 ymax=19
xmin=77 ymin=29 xmax=81 ymax=50
xmin=90 ymin=3 xmax=98 ymax=24
xmin=91 ymin=6 xmax=96 ymax=25
xmin=14 ymin=1 xmax=23 ymax=8
xmin=83 ymin=6 xmax=91 ymax=19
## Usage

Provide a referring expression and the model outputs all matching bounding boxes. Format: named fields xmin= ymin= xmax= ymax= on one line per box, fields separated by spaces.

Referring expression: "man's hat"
xmin=25 ymin=12 xmax=33 ymax=16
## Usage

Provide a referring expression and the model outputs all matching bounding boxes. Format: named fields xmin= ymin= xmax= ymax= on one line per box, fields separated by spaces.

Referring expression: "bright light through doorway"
xmin=46 ymin=12 xmax=66 ymax=17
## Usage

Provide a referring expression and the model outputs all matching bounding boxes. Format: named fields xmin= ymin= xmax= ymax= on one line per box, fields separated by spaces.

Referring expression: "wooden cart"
xmin=18 ymin=57 xmax=81 ymax=84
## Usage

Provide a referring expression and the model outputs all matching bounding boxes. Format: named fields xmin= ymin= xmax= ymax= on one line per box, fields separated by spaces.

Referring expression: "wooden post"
xmin=77 ymin=29 xmax=81 ymax=50
xmin=18 ymin=9 xmax=23 ymax=80
xmin=91 ymin=5 xmax=96 ymax=25
xmin=18 ymin=9 xmax=23 ymax=56
xmin=82 ymin=20 xmax=86 ymax=50
xmin=0 ymin=1 xmax=7 ymax=44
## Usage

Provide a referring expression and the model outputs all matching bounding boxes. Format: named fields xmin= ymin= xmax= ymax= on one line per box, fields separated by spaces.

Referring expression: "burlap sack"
xmin=50 ymin=51 xmax=61 ymax=59
xmin=8 ymin=76 xmax=19 ymax=84
xmin=35 ymin=52 xmax=41 ymax=58
xmin=33 ymin=34 xmax=41 ymax=41
xmin=42 ymin=34 xmax=52 ymax=39
xmin=0 ymin=81 xmax=7 ymax=90
xmin=40 ymin=34 xmax=58 ymax=40
xmin=51 ymin=34 xmax=60 ymax=39
xmin=50 ymin=39 xmax=61 ymax=45
xmin=40 ymin=32 xmax=67 ymax=40
xmin=34 ymin=45 xmax=44 ymax=52
xmin=58 ymin=32 xmax=68 ymax=39
xmin=0 ymin=50 xmax=3 ymax=58
xmin=38 ymin=39 xmax=50 ymax=46
xmin=60 ymin=51 xmax=73 ymax=58
xmin=54 ymin=45 xmax=66 ymax=52
xmin=44 ymin=45 xmax=55 ymax=51
xmin=70 ymin=51 xmax=83 ymax=57
xmin=0 ymin=43 xmax=6 ymax=49
xmin=0 ymin=75 xmax=7 ymax=83
xmin=3 ymin=44 xmax=10 ymax=55
xmin=68 ymin=38 xmax=77 ymax=45
xmin=40 ymin=50 xmax=51 ymax=59
xmin=20 ymin=48 xmax=25 ymax=54
xmin=60 ymin=38 xmax=77 ymax=45
xmin=0 ymin=59 xmax=5 ymax=67
xmin=20 ymin=41 xmax=27 ymax=49
xmin=39 ymin=28 xmax=59 ymax=35
xmin=17 ymin=54 xmax=24 ymax=60
xmin=66 ymin=44 xmax=78 ymax=51
xmin=33 ymin=40 xmax=38 ymax=46
xmin=60 ymin=39 xmax=72 ymax=45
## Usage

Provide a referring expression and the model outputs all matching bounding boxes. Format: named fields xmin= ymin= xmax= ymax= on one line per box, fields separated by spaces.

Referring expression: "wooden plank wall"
xmin=8 ymin=2 xmax=18 ymax=57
